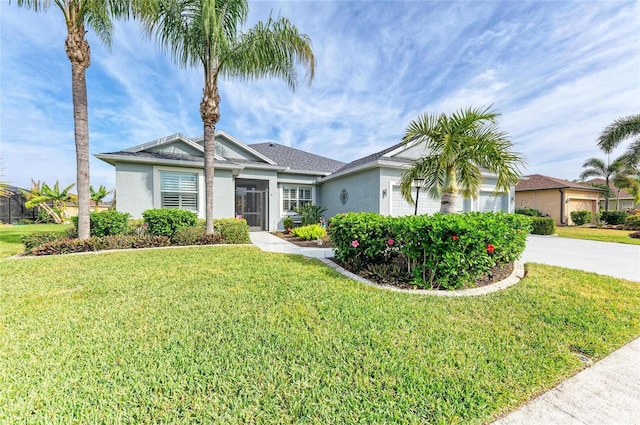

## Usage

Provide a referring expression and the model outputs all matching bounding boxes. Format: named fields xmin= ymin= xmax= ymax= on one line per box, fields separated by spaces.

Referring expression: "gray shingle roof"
xmin=100 ymin=151 xmax=209 ymax=163
xmin=249 ymin=142 xmax=345 ymax=174
xmin=331 ymin=141 xmax=408 ymax=174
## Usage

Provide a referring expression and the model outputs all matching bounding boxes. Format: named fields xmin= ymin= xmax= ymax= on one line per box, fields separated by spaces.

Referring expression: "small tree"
xmin=89 ymin=185 xmax=113 ymax=212
xmin=399 ymin=106 xmax=525 ymax=214
xmin=22 ymin=180 xmax=76 ymax=223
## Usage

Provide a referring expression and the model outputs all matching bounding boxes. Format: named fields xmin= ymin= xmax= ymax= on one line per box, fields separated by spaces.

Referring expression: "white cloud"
xmin=1 ymin=0 xmax=638 ymax=191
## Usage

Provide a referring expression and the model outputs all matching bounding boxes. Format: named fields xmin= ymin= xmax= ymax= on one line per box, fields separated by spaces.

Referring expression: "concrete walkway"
xmin=249 ymin=231 xmax=640 ymax=425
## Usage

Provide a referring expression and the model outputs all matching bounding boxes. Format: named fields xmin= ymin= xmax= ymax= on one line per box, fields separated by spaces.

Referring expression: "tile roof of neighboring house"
xmin=249 ymin=142 xmax=345 ymax=174
xmin=584 ymin=178 xmax=635 ymax=199
xmin=515 ymin=174 xmax=600 ymax=192
xmin=331 ymin=141 xmax=407 ymax=174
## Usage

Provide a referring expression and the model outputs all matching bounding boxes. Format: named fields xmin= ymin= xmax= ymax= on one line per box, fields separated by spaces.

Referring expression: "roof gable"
xmin=192 ymin=131 xmax=276 ymax=165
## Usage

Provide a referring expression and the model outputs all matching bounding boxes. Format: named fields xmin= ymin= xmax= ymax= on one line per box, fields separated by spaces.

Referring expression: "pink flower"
xmin=486 ymin=243 xmax=495 ymax=254
xmin=387 ymin=239 xmax=394 ymax=246
xmin=351 ymin=240 xmax=359 ymax=248
xmin=452 ymin=235 xmax=458 ymax=241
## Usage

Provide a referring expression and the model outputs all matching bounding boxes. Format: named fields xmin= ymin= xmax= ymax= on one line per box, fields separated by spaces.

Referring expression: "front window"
xmin=160 ymin=171 xmax=198 ymax=212
xmin=282 ymin=185 xmax=312 ymax=212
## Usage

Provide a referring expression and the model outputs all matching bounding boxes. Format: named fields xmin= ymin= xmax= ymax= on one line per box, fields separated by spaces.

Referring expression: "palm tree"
xmin=579 ymin=156 xmax=625 ymax=212
xmin=400 ymin=106 xmax=525 ymax=214
xmin=89 ymin=185 xmax=113 ymax=212
xmin=143 ymin=0 xmax=315 ymax=234
xmin=12 ymin=0 xmax=153 ymax=239
xmin=598 ymin=114 xmax=640 ymax=168
xmin=22 ymin=180 xmax=76 ymax=223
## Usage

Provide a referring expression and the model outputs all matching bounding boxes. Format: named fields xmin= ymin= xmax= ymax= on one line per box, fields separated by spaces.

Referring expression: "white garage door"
xmin=479 ymin=192 xmax=505 ymax=212
xmin=391 ymin=186 xmax=463 ymax=216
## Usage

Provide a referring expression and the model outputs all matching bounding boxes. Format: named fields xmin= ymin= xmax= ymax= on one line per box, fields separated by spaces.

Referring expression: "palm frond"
xmin=597 ymin=113 xmax=640 ymax=153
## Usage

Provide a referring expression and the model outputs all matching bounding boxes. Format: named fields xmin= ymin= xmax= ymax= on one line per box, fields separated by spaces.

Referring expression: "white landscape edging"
xmin=318 ymin=258 xmax=525 ymax=297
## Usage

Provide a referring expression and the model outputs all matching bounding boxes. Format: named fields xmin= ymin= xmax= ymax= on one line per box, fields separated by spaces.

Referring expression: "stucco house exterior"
xmin=515 ymin=174 xmax=601 ymax=225
xmin=584 ymin=178 xmax=640 ymax=211
xmin=97 ymin=131 xmax=515 ymax=231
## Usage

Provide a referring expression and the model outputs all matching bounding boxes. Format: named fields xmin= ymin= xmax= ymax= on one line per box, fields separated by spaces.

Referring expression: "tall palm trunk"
xmin=65 ymin=24 xmax=91 ymax=239
xmin=200 ymin=78 xmax=221 ymax=234
xmin=439 ymin=167 xmax=459 ymax=214
xmin=604 ymin=177 xmax=610 ymax=212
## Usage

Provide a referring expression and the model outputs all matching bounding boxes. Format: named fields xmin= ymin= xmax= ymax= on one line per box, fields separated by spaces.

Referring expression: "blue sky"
xmin=1 ymin=0 xmax=639 ymax=191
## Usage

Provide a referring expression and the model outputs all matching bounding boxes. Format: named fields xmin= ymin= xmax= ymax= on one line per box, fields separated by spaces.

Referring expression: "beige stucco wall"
xmin=515 ymin=188 xmax=599 ymax=225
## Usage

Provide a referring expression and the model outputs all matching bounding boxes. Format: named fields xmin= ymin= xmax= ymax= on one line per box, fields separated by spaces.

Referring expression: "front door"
xmin=235 ymin=179 xmax=269 ymax=231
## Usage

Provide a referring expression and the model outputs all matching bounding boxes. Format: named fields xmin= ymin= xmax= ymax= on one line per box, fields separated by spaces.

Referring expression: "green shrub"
xmin=515 ymin=207 xmax=542 ymax=217
xmin=142 ymin=209 xmax=197 ymax=237
xmin=172 ymin=226 xmax=205 ymax=245
xmin=28 ymin=235 xmax=172 ymax=256
xmin=294 ymin=204 xmax=327 ymax=226
xmin=283 ymin=216 xmax=294 ymax=230
xmin=213 ymin=218 xmax=250 ymax=244
xmin=624 ymin=214 xmax=640 ymax=230
xmin=126 ymin=219 xmax=148 ymax=235
xmin=22 ymin=232 xmax=69 ymax=253
xmin=599 ymin=211 xmax=629 ymax=225
xmin=570 ymin=210 xmax=592 ymax=226
xmin=71 ymin=210 xmax=130 ymax=237
xmin=37 ymin=209 xmax=54 ymax=223
xmin=171 ymin=226 xmax=223 ymax=246
xmin=531 ymin=217 xmax=556 ymax=235
xmin=292 ymin=224 xmax=327 ymax=240
xmin=17 ymin=218 xmax=34 ymax=225
xmin=329 ymin=212 xmax=531 ymax=290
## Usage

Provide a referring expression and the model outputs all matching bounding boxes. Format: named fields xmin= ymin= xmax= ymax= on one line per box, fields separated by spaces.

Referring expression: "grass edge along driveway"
xmin=1 ymin=246 xmax=639 ymax=424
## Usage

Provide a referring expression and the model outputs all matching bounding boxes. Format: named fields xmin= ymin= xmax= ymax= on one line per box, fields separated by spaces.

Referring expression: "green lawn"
xmin=555 ymin=226 xmax=640 ymax=245
xmin=0 ymin=224 xmax=71 ymax=257
xmin=1 ymin=246 xmax=639 ymax=424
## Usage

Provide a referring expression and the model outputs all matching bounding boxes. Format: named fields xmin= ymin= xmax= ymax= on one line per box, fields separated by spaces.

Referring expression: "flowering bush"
xmin=329 ymin=212 xmax=531 ymax=290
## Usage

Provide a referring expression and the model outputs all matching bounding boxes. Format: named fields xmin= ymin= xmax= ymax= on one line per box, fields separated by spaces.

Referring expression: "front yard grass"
xmin=1 ymin=246 xmax=639 ymax=424
xmin=555 ymin=226 xmax=640 ymax=245
xmin=0 ymin=224 xmax=71 ymax=257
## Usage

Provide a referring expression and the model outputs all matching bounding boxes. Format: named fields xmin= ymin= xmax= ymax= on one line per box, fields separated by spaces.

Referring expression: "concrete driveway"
xmin=522 ymin=235 xmax=640 ymax=282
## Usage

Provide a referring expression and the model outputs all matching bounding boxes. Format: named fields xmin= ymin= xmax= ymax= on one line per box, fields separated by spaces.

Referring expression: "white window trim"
xmin=280 ymin=184 xmax=316 ymax=217
xmin=153 ymin=166 xmax=205 ymax=218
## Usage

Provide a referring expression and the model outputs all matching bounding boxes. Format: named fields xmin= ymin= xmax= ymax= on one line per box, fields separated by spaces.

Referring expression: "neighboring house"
xmin=0 ymin=186 xmax=38 ymax=224
xmin=584 ymin=178 xmax=640 ymax=211
xmin=515 ymin=174 xmax=601 ymax=225
xmin=97 ymin=131 xmax=515 ymax=231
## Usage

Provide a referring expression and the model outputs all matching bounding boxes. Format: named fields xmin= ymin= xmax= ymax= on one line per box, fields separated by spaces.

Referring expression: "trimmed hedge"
xmin=329 ymin=212 xmax=531 ymax=290
xmin=171 ymin=226 xmax=225 ymax=246
xmin=71 ymin=210 xmax=131 ymax=237
xmin=515 ymin=207 xmax=542 ymax=217
xmin=213 ymin=218 xmax=250 ymax=244
xmin=624 ymin=214 xmax=640 ymax=230
xmin=531 ymin=217 xmax=556 ymax=235
xmin=142 ymin=209 xmax=198 ymax=237
xmin=28 ymin=235 xmax=172 ymax=256
xmin=22 ymin=232 xmax=68 ymax=253
xmin=600 ymin=211 xmax=629 ymax=225
xmin=570 ymin=210 xmax=591 ymax=226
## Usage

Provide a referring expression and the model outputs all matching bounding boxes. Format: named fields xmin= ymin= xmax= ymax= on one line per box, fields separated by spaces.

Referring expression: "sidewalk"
xmin=249 ymin=231 xmax=640 ymax=425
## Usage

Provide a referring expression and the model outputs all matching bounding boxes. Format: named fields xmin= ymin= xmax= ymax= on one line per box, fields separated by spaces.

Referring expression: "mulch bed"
xmin=274 ymin=232 xmax=334 ymax=248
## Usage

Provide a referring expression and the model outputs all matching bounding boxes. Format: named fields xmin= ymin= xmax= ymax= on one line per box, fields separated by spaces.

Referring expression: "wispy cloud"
xmin=1 ymin=0 xmax=638 ymax=190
